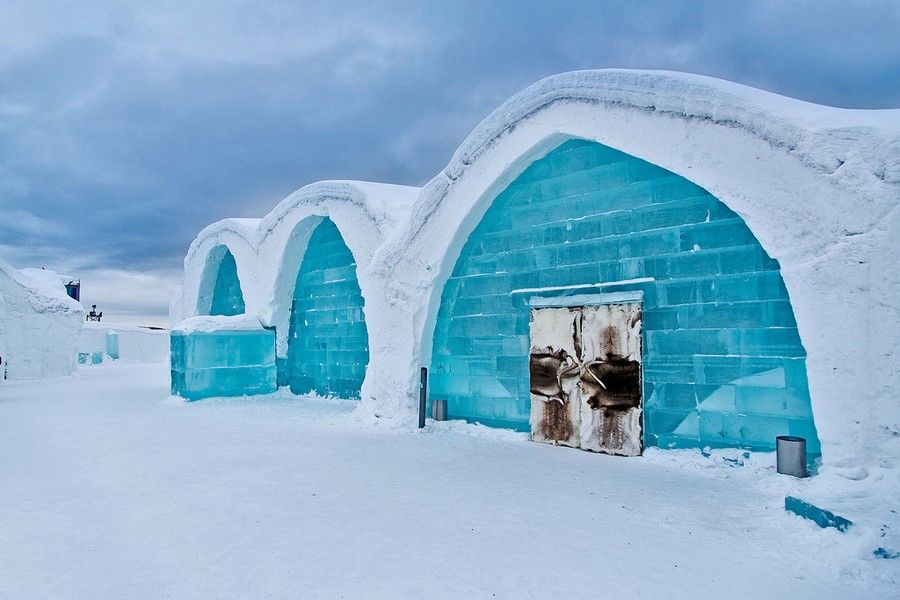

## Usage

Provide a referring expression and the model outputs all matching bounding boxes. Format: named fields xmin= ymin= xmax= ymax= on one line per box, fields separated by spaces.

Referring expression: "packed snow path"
xmin=0 ymin=364 xmax=891 ymax=599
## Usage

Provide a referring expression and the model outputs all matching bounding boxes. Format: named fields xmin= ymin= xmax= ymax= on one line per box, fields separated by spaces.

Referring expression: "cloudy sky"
xmin=1 ymin=1 xmax=898 ymax=326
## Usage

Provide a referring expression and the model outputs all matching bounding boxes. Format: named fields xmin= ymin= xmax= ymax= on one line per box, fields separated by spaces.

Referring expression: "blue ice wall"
xmin=285 ymin=218 xmax=368 ymax=398
xmin=430 ymin=139 xmax=820 ymax=456
xmin=171 ymin=329 xmax=276 ymax=400
xmin=209 ymin=250 xmax=245 ymax=316
xmin=106 ymin=331 xmax=119 ymax=360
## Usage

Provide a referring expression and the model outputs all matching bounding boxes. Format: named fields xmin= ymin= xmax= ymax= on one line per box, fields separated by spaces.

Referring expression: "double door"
xmin=528 ymin=303 xmax=643 ymax=456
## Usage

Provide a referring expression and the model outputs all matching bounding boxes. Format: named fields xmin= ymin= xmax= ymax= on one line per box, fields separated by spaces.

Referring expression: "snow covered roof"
xmin=19 ymin=267 xmax=79 ymax=288
xmin=383 ymin=69 xmax=899 ymax=281
xmin=259 ymin=180 xmax=419 ymax=242
xmin=437 ymin=69 xmax=899 ymax=186
xmin=172 ymin=179 xmax=420 ymax=330
xmin=184 ymin=181 xmax=419 ymax=265
xmin=0 ymin=259 xmax=82 ymax=315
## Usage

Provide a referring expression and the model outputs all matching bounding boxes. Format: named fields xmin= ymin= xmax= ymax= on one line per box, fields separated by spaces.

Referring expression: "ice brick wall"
xmin=209 ymin=250 xmax=245 ymax=316
xmin=285 ymin=218 xmax=369 ymax=398
xmin=429 ymin=139 xmax=820 ymax=455
xmin=171 ymin=329 xmax=276 ymax=400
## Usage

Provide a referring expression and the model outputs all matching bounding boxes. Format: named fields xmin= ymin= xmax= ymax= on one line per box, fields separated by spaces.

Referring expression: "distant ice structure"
xmin=0 ymin=259 xmax=84 ymax=380
xmin=78 ymin=322 xmax=170 ymax=364
xmin=15 ymin=268 xmax=170 ymax=367
xmin=171 ymin=69 xmax=899 ymax=470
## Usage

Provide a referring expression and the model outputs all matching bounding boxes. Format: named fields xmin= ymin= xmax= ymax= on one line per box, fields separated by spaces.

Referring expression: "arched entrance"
xmin=429 ymin=139 xmax=820 ymax=456
xmin=197 ymin=246 xmax=245 ymax=316
xmin=286 ymin=218 xmax=369 ymax=398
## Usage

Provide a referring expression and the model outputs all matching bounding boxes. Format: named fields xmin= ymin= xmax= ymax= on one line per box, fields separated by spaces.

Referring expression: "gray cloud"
xmin=1 ymin=1 xmax=897 ymax=323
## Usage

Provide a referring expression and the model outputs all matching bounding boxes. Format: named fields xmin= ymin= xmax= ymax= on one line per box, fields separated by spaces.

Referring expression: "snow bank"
xmin=0 ymin=258 xmax=83 ymax=379
xmin=78 ymin=322 xmax=169 ymax=363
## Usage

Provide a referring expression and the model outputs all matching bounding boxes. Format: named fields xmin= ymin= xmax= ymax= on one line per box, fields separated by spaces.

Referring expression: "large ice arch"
xmin=364 ymin=69 xmax=899 ymax=465
xmin=254 ymin=181 xmax=418 ymax=362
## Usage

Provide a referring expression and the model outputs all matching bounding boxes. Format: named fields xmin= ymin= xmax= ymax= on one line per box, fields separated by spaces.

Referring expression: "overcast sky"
xmin=1 ymin=1 xmax=898 ymax=326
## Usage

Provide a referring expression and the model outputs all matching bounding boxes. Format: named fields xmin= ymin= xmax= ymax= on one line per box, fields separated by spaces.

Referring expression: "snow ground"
xmin=0 ymin=363 xmax=895 ymax=599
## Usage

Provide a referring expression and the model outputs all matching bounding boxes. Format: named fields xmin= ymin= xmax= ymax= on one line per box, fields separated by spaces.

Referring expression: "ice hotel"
xmin=170 ymin=70 xmax=898 ymax=466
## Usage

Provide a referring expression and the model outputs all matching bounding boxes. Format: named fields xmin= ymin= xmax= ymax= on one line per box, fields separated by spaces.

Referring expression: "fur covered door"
xmin=528 ymin=307 xmax=582 ymax=447
xmin=578 ymin=303 xmax=643 ymax=456
xmin=528 ymin=303 xmax=643 ymax=456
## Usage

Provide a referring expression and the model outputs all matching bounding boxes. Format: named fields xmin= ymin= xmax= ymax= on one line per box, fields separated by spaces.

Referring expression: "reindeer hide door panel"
xmin=579 ymin=303 xmax=643 ymax=456
xmin=529 ymin=303 xmax=643 ymax=456
xmin=528 ymin=307 xmax=582 ymax=448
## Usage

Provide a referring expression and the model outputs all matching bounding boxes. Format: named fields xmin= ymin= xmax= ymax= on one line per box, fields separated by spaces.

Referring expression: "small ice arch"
xmin=197 ymin=245 xmax=246 ymax=316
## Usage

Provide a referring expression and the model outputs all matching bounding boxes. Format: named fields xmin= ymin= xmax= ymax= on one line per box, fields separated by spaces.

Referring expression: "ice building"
xmin=169 ymin=181 xmax=419 ymax=400
xmin=0 ymin=260 xmax=84 ymax=380
xmin=172 ymin=70 xmax=899 ymax=466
